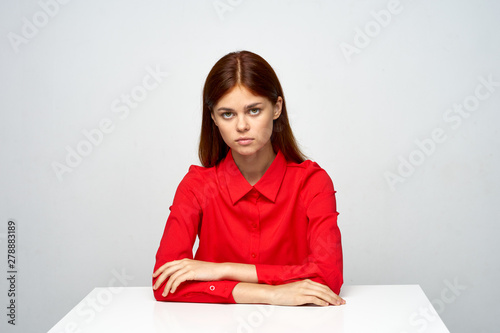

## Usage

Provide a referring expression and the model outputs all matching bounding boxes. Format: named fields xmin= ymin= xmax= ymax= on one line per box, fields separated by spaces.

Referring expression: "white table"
xmin=48 ymin=285 xmax=449 ymax=333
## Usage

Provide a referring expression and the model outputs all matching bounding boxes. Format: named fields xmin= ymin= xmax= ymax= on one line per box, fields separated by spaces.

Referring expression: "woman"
xmin=153 ymin=51 xmax=344 ymax=306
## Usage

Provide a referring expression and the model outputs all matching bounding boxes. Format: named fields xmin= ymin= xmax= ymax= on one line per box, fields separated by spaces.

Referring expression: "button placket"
xmin=248 ymin=191 xmax=261 ymax=263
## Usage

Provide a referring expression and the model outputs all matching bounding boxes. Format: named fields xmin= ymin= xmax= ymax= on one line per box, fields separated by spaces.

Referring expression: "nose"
xmin=236 ymin=115 xmax=249 ymax=132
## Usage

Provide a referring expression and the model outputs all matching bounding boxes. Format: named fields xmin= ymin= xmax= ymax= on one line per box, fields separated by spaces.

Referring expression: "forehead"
xmin=215 ymin=85 xmax=270 ymax=108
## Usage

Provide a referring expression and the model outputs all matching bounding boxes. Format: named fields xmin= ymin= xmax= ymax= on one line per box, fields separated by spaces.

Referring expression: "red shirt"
xmin=153 ymin=149 xmax=343 ymax=303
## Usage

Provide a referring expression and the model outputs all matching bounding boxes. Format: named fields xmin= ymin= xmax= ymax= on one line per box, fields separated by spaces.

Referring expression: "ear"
xmin=211 ymin=112 xmax=218 ymax=127
xmin=273 ymin=96 xmax=283 ymax=120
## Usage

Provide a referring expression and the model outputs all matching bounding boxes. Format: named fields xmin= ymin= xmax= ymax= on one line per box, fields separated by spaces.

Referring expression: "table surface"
xmin=48 ymin=285 xmax=449 ymax=333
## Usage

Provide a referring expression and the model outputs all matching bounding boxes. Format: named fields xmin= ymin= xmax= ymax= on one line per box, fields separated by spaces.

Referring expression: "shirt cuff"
xmin=203 ymin=280 xmax=239 ymax=303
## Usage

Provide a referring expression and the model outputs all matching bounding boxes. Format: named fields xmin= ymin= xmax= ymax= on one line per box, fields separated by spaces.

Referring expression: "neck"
xmin=232 ymin=143 xmax=276 ymax=186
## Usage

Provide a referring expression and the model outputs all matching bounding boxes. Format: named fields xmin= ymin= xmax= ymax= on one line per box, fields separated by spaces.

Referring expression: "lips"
xmin=236 ymin=138 xmax=254 ymax=145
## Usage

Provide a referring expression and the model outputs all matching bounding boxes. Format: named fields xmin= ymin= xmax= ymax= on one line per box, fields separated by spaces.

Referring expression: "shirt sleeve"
xmin=255 ymin=166 xmax=343 ymax=295
xmin=153 ymin=167 xmax=239 ymax=303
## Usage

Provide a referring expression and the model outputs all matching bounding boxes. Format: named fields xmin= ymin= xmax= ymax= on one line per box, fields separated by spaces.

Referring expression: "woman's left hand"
xmin=153 ymin=259 xmax=224 ymax=296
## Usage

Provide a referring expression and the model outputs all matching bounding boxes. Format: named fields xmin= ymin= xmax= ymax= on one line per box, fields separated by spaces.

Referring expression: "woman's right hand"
xmin=270 ymin=279 xmax=345 ymax=306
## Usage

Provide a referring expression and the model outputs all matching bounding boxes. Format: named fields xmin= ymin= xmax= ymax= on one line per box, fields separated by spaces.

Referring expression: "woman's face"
xmin=211 ymin=85 xmax=282 ymax=159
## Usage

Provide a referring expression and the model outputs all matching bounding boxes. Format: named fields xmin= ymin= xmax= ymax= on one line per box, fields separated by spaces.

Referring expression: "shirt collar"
xmin=221 ymin=149 xmax=287 ymax=205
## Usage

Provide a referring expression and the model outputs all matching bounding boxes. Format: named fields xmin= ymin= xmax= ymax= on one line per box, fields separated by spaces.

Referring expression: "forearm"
xmin=221 ymin=262 xmax=258 ymax=283
xmin=256 ymin=262 xmax=343 ymax=295
xmin=232 ymin=282 xmax=274 ymax=304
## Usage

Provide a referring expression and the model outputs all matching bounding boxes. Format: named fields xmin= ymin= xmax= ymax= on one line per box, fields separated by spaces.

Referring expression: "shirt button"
xmin=209 ymin=285 xmax=215 ymax=291
xmin=251 ymin=253 xmax=256 ymax=258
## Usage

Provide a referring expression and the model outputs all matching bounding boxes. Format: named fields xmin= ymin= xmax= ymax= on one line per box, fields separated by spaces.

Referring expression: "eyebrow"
xmin=216 ymin=102 xmax=263 ymax=113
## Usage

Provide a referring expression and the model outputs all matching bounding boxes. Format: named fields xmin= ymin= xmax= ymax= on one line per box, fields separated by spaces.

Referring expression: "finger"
xmin=331 ymin=292 xmax=345 ymax=305
xmin=302 ymin=287 xmax=336 ymax=305
xmin=302 ymin=281 xmax=343 ymax=305
xmin=158 ymin=271 xmax=176 ymax=296
xmin=154 ymin=269 xmax=173 ymax=290
xmin=163 ymin=268 xmax=192 ymax=296
xmin=304 ymin=295 xmax=329 ymax=307
xmin=309 ymin=291 xmax=340 ymax=306
xmin=153 ymin=271 xmax=169 ymax=290
xmin=170 ymin=271 xmax=191 ymax=293
xmin=162 ymin=271 xmax=178 ymax=295
xmin=323 ymin=292 xmax=344 ymax=305
xmin=305 ymin=280 xmax=344 ymax=304
xmin=153 ymin=260 xmax=182 ymax=278
xmin=154 ymin=262 xmax=186 ymax=290
xmin=313 ymin=288 xmax=343 ymax=306
xmin=153 ymin=266 xmax=165 ymax=278
xmin=153 ymin=264 xmax=168 ymax=277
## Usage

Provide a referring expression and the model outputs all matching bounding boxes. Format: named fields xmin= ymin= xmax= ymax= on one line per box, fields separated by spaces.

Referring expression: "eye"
xmin=249 ymin=108 xmax=260 ymax=115
xmin=221 ymin=112 xmax=233 ymax=119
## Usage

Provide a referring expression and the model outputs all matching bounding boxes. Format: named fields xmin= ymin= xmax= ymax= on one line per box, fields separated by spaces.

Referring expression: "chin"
xmin=233 ymin=148 xmax=256 ymax=156
xmin=231 ymin=146 xmax=260 ymax=156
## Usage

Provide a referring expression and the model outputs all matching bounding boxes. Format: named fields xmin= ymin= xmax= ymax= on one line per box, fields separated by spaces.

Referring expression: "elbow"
xmin=330 ymin=274 xmax=343 ymax=295
xmin=153 ymin=285 xmax=178 ymax=302
xmin=318 ymin=269 xmax=343 ymax=295
xmin=153 ymin=287 xmax=165 ymax=302
xmin=152 ymin=276 xmax=168 ymax=302
xmin=314 ymin=278 xmax=341 ymax=295
xmin=332 ymin=279 xmax=343 ymax=295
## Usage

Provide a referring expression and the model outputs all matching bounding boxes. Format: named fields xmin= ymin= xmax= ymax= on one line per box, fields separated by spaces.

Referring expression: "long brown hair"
xmin=199 ymin=50 xmax=306 ymax=167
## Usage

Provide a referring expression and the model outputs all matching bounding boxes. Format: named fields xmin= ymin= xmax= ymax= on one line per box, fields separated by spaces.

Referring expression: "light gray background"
xmin=1 ymin=0 xmax=499 ymax=332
